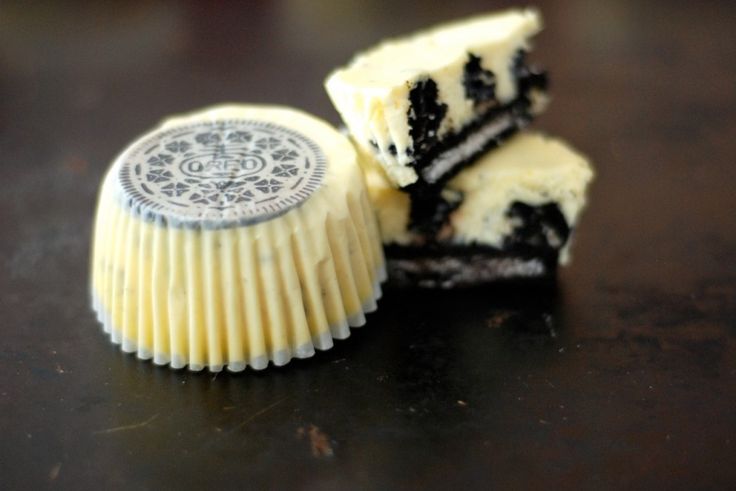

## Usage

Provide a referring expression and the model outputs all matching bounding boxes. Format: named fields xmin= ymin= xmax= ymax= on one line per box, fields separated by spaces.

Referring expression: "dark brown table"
xmin=2 ymin=1 xmax=735 ymax=489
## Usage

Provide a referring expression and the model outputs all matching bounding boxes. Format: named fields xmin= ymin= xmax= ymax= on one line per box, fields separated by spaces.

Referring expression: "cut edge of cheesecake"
xmin=326 ymin=8 xmax=545 ymax=188
xmin=358 ymin=131 xmax=595 ymax=267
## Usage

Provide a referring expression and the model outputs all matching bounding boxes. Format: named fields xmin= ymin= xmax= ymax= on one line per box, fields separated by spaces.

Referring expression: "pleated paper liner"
xmin=90 ymin=105 xmax=386 ymax=371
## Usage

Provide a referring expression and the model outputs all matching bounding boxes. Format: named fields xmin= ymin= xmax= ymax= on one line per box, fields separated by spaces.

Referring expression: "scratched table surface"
xmin=1 ymin=1 xmax=736 ymax=489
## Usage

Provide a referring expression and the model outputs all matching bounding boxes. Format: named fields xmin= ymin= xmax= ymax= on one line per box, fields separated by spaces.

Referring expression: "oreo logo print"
xmin=118 ymin=119 xmax=326 ymax=227
xmin=178 ymin=153 xmax=267 ymax=179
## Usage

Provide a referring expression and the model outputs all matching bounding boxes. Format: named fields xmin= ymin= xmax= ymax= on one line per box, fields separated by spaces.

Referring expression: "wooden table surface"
xmin=1 ymin=1 xmax=735 ymax=489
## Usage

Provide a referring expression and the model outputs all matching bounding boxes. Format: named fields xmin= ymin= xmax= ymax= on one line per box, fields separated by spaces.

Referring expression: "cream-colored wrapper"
xmin=90 ymin=105 xmax=385 ymax=371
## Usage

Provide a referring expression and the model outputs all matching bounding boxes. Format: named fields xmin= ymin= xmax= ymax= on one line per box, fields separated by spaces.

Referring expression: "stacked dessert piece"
xmin=326 ymin=8 xmax=594 ymax=287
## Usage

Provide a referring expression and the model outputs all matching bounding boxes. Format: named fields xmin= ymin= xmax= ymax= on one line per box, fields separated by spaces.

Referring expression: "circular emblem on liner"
xmin=118 ymin=119 xmax=326 ymax=227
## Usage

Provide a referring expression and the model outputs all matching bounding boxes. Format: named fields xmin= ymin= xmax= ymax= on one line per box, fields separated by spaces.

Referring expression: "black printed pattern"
xmin=118 ymin=120 xmax=326 ymax=227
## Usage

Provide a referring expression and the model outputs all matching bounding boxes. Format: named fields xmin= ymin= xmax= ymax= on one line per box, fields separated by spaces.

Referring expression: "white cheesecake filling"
xmin=326 ymin=9 xmax=542 ymax=187
xmin=359 ymin=132 xmax=594 ymax=262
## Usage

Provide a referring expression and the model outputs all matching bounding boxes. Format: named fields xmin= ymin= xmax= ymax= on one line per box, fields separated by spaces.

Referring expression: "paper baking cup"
xmin=90 ymin=105 xmax=386 ymax=371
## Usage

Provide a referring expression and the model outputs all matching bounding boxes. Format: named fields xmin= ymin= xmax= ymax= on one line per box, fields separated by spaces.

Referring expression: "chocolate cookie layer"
xmin=387 ymin=200 xmax=571 ymax=288
xmin=385 ymin=245 xmax=558 ymax=288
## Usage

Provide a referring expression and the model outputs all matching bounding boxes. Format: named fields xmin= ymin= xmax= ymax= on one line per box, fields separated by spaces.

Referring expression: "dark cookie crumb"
xmin=513 ymin=50 xmax=548 ymax=92
xmin=504 ymin=202 xmax=570 ymax=250
xmin=407 ymin=78 xmax=448 ymax=157
xmin=463 ymin=53 xmax=497 ymax=104
xmin=408 ymin=191 xmax=463 ymax=240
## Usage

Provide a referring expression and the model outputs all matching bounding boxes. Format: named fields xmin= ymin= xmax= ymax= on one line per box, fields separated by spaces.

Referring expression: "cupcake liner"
xmin=90 ymin=105 xmax=385 ymax=371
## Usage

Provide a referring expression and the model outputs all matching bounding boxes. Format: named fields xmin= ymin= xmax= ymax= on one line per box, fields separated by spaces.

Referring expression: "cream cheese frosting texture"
xmin=90 ymin=105 xmax=386 ymax=371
